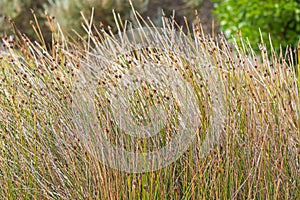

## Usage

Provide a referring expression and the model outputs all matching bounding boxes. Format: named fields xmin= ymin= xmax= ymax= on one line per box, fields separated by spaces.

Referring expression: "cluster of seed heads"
xmin=0 ymin=4 xmax=298 ymax=194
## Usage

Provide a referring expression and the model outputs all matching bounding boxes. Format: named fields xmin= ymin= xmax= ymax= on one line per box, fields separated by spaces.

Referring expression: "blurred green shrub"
xmin=213 ymin=0 xmax=300 ymax=52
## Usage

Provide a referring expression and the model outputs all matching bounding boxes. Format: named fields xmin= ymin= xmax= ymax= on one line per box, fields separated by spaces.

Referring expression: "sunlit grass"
xmin=0 ymin=6 xmax=299 ymax=199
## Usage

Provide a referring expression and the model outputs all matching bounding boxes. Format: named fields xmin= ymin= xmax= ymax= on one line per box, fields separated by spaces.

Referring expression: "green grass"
xmin=0 ymin=7 xmax=299 ymax=200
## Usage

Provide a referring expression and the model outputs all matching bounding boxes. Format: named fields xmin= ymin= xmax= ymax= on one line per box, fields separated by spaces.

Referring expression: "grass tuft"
xmin=0 ymin=6 xmax=299 ymax=199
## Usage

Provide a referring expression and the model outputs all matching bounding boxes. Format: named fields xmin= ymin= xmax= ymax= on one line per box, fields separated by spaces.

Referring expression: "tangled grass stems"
xmin=0 ymin=5 xmax=299 ymax=199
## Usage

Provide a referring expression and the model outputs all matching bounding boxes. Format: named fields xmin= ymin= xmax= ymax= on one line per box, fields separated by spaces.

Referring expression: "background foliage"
xmin=1 ymin=0 xmax=299 ymax=51
xmin=43 ymin=0 xmax=148 ymax=35
xmin=0 ymin=0 xmax=149 ymax=42
xmin=213 ymin=0 xmax=300 ymax=52
xmin=0 ymin=0 xmax=49 ymax=40
xmin=0 ymin=0 xmax=209 ymax=43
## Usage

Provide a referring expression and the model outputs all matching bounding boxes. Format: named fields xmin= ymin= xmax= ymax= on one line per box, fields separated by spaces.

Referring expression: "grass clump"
xmin=0 ymin=5 xmax=299 ymax=200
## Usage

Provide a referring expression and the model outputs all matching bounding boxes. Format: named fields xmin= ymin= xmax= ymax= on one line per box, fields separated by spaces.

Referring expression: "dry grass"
xmin=0 ymin=6 xmax=299 ymax=200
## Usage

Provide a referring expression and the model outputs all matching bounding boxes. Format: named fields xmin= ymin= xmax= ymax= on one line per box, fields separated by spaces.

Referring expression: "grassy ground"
xmin=0 ymin=7 xmax=299 ymax=200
